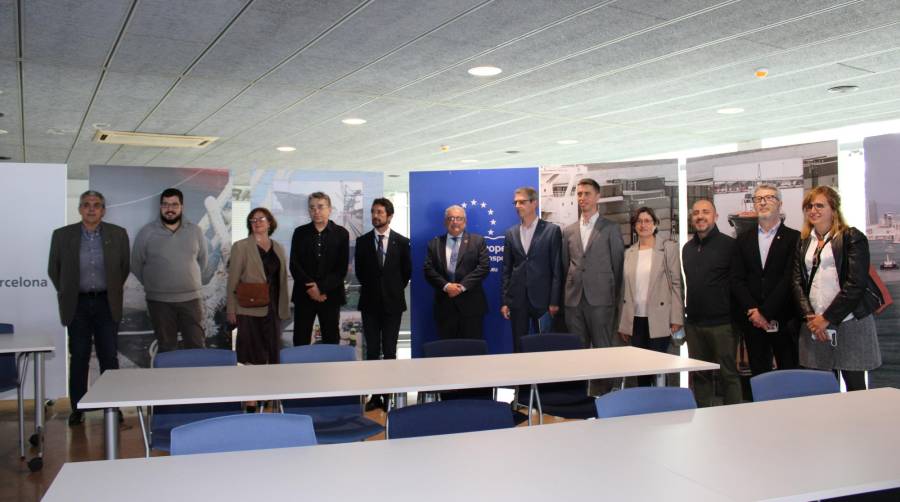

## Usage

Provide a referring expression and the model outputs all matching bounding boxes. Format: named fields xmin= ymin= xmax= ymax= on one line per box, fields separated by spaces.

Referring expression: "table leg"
xmin=394 ymin=392 xmax=407 ymax=409
xmin=16 ymin=355 xmax=25 ymax=458
xmin=27 ymin=353 xmax=45 ymax=471
xmin=104 ymin=407 xmax=119 ymax=459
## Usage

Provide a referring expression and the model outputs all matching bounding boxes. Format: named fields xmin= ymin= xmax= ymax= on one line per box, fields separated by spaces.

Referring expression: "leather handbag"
xmin=236 ymin=282 xmax=269 ymax=308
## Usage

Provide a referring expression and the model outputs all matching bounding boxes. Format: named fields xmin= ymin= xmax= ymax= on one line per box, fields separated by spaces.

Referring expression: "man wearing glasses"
xmin=289 ymin=192 xmax=349 ymax=346
xmin=132 ymin=188 xmax=208 ymax=353
xmin=501 ymin=187 xmax=562 ymax=351
xmin=732 ymin=184 xmax=801 ymax=379
xmin=423 ymin=205 xmax=490 ymax=339
xmin=49 ymin=190 xmax=130 ymax=425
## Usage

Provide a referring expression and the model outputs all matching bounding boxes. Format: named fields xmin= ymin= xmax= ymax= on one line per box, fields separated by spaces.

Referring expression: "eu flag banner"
xmin=409 ymin=167 xmax=539 ymax=357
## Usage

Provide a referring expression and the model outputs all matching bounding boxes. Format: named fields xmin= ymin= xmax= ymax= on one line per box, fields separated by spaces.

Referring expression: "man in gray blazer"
xmin=561 ymin=178 xmax=625 ymax=393
xmin=501 ymin=187 xmax=562 ymax=352
xmin=48 ymin=190 xmax=130 ymax=425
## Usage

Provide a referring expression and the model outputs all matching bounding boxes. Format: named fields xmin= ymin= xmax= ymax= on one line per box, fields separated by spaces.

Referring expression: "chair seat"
xmin=312 ymin=415 xmax=384 ymax=444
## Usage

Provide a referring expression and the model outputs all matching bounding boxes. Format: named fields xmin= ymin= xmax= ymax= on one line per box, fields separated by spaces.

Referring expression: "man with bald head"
xmin=423 ymin=205 xmax=490 ymax=339
xmin=682 ymin=199 xmax=741 ymax=406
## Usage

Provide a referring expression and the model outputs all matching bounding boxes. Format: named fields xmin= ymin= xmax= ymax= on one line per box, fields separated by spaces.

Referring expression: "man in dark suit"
xmin=501 ymin=186 xmax=562 ymax=352
xmin=290 ymin=191 xmax=349 ymax=345
xmin=48 ymin=190 xmax=130 ymax=425
xmin=355 ymin=198 xmax=411 ymax=411
xmin=733 ymin=184 xmax=801 ymax=377
xmin=423 ymin=205 xmax=490 ymax=339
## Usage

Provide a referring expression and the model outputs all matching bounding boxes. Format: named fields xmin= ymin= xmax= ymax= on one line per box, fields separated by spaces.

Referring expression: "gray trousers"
xmin=566 ymin=298 xmax=618 ymax=395
xmin=147 ymin=298 xmax=205 ymax=353
xmin=685 ymin=323 xmax=741 ymax=407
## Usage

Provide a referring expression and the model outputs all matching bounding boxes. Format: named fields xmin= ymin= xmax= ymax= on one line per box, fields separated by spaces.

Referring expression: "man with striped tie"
xmin=423 ymin=205 xmax=490 ymax=340
xmin=355 ymin=198 xmax=411 ymax=411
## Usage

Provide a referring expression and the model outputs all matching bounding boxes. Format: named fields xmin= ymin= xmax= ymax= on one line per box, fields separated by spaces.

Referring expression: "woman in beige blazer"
xmin=618 ymin=207 xmax=684 ymax=386
xmin=227 ymin=207 xmax=290 ymax=368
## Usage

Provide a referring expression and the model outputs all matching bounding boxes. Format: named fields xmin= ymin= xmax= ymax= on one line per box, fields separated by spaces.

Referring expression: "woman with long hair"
xmin=791 ymin=186 xmax=881 ymax=390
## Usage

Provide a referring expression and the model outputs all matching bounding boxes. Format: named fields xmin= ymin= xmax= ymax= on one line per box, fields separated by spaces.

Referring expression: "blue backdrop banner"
xmin=409 ymin=167 xmax=539 ymax=357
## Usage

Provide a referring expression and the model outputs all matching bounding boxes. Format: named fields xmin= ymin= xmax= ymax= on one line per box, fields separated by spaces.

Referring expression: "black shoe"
xmin=68 ymin=411 xmax=84 ymax=426
xmin=364 ymin=396 xmax=382 ymax=412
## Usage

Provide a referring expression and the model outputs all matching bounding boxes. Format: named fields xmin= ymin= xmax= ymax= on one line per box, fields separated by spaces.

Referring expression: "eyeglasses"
xmin=160 ymin=202 xmax=181 ymax=209
xmin=249 ymin=217 xmax=268 ymax=223
xmin=751 ymin=195 xmax=779 ymax=203
xmin=512 ymin=199 xmax=532 ymax=206
xmin=446 ymin=216 xmax=466 ymax=222
xmin=804 ymin=202 xmax=828 ymax=211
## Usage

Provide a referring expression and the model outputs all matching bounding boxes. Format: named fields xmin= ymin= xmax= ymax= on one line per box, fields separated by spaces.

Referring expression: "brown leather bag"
xmin=235 ymin=282 xmax=269 ymax=308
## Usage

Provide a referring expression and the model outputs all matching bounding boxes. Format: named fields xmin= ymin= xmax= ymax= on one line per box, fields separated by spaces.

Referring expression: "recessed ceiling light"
xmin=468 ymin=66 xmax=502 ymax=77
xmin=754 ymin=67 xmax=769 ymax=78
xmin=387 ymin=174 xmax=401 ymax=178
xmin=556 ymin=139 xmax=578 ymax=145
xmin=505 ymin=150 xmax=521 ymax=154
xmin=276 ymin=146 xmax=296 ymax=152
xmin=716 ymin=107 xmax=745 ymax=115
xmin=460 ymin=159 xmax=478 ymax=163
xmin=827 ymin=85 xmax=859 ymax=94
xmin=91 ymin=122 xmax=110 ymax=129
xmin=0 ymin=129 xmax=8 ymax=135
xmin=341 ymin=118 xmax=366 ymax=125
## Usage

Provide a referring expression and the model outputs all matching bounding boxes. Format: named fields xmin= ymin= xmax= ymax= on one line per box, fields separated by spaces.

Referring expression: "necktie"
xmin=448 ymin=236 xmax=460 ymax=281
xmin=377 ymin=234 xmax=385 ymax=268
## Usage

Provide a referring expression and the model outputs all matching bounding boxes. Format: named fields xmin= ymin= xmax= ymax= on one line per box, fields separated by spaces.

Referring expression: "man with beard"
xmin=290 ymin=192 xmax=349 ymax=346
xmin=132 ymin=188 xmax=208 ymax=352
xmin=355 ymin=198 xmax=411 ymax=411
xmin=732 ymin=184 xmax=800 ymax=378
xmin=501 ymin=186 xmax=562 ymax=351
xmin=682 ymin=199 xmax=741 ymax=406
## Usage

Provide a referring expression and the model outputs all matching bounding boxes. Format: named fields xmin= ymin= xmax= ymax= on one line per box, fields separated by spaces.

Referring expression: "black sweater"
xmin=682 ymin=225 xmax=737 ymax=326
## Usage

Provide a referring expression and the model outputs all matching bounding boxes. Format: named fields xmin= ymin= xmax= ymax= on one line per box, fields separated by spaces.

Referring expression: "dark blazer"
xmin=355 ymin=229 xmax=412 ymax=314
xmin=501 ymin=219 xmax=562 ymax=312
xmin=289 ymin=220 xmax=349 ymax=306
xmin=47 ymin=222 xmax=130 ymax=325
xmin=792 ymin=227 xmax=873 ymax=324
xmin=423 ymin=231 xmax=490 ymax=319
xmin=733 ymin=223 xmax=800 ymax=324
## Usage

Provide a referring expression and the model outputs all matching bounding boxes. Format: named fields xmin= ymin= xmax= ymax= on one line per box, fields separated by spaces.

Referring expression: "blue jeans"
xmin=68 ymin=293 xmax=119 ymax=409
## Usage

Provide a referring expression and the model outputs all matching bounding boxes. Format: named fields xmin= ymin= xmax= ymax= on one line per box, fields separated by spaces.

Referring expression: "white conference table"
xmin=48 ymin=388 xmax=900 ymax=502
xmin=78 ymin=346 xmax=718 ymax=459
xmin=0 ymin=334 xmax=55 ymax=472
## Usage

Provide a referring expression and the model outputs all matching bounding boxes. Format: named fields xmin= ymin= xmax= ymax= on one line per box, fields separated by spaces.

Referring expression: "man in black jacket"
xmin=682 ymin=199 xmax=741 ymax=406
xmin=423 ymin=205 xmax=490 ymax=339
xmin=355 ymin=198 xmax=411 ymax=411
xmin=733 ymin=184 xmax=801 ymax=378
xmin=290 ymin=192 xmax=349 ymax=345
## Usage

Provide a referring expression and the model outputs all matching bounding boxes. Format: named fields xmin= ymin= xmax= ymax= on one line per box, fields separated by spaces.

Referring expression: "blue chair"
xmin=595 ymin=387 xmax=697 ymax=418
xmin=146 ymin=349 xmax=243 ymax=454
xmin=170 ymin=413 xmax=317 ymax=455
xmin=280 ymin=345 xmax=383 ymax=444
xmin=387 ymin=399 xmax=515 ymax=439
xmin=422 ymin=339 xmax=493 ymax=401
xmin=0 ymin=324 xmax=29 ymax=458
xmin=516 ymin=333 xmax=596 ymax=423
xmin=750 ymin=369 xmax=840 ymax=402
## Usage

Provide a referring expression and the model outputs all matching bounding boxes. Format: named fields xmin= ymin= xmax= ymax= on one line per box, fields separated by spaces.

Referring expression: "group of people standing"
xmin=49 ymin=179 xmax=882 ymax=425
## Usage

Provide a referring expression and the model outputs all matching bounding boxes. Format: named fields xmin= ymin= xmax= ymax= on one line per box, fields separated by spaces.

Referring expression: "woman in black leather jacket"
xmin=792 ymin=186 xmax=881 ymax=391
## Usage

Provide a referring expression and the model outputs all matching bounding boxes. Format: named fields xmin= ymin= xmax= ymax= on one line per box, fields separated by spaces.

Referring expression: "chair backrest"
xmin=519 ymin=333 xmax=584 ymax=353
xmin=0 ymin=324 xmax=16 ymax=390
xmin=170 ymin=414 xmax=317 ymax=455
xmin=280 ymin=344 xmax=356 ymax=364
xmin=595 ymin=387 xmax=697 ymax=418
xmin=280 ymin=345 xmax=359 ymax=418
xmin=388 ymin=399 xmax=515 ymax=439
xmin=750 ymin=369 xmax=840 ymax=402
xmin=152 ymin=348 xmax=237 ymax=368
xmin=422 ymin=339 xmax=488 ymax=358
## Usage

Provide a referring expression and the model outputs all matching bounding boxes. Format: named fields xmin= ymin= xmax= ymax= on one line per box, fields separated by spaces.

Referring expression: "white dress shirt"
xmin=374 ymin=228 xmax=391 ymax=258
xmin=580 ymin=212 xmax=599 ymax=253
xmin=758 ymin=222 xmax=780 ymax=268
xmin=805 ymin=232 xmax=853 ymax=322
xmin=520 ymin=218 xmax=537 ymax=255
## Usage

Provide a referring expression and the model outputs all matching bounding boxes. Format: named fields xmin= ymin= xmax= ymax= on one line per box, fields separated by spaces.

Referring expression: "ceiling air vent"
xmin=92 ymin=130 xmax=218 ymax=148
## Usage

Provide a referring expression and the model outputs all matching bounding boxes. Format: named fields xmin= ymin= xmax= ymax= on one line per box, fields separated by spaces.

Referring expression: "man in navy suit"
xmin=732 ymin=184 xmax=800 ymax=377
xmin=501 ymin=187 xmax=563 ymax=351
xmin=355 ymin=198 xmax=411 ymax=411
xmin=423 ymin=205 xmax=490 ymax=339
